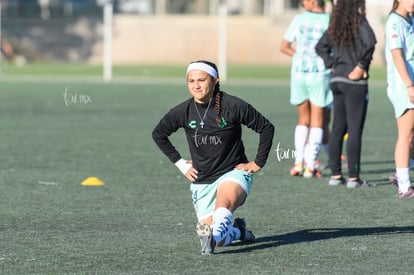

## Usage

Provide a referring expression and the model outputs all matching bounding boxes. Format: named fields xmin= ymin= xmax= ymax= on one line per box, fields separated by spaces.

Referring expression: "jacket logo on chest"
xmin=189 ymin=120 xmax=197 ymax=129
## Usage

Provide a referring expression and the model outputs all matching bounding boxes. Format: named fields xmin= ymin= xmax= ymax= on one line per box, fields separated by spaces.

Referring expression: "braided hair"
xmin=328 ymin=0 xmax=366 ymax=48
xmin=190 ymin=60 xmax=224 ymax=126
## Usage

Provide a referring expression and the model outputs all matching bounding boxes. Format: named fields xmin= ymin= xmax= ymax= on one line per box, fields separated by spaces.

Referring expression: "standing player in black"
xmin=315 ymin=0 xmax=376 ymax=188
xmin=152 ymin=60 xmax=274 ymax=255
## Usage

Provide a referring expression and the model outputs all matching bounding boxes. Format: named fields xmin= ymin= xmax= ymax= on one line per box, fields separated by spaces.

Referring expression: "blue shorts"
xmin=189 ymin=169 xmax=253 ymax=221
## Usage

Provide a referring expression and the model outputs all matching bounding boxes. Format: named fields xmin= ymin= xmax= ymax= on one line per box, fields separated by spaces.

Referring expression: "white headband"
xmin=186 ymin=62 xmax=218 ymax=78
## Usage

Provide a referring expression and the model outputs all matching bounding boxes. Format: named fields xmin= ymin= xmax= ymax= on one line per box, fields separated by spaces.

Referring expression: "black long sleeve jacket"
xmin=315 ymin=19 xmax=377 ymax=82
xmin=152 ymin=92 xmax=275 ymax=184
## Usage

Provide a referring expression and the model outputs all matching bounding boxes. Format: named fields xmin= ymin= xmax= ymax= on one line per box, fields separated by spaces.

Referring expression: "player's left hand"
xmin=348 ymin=65 xmax=367 ymax=80
xmin=235 ymin=161 xmax=261 ymax=173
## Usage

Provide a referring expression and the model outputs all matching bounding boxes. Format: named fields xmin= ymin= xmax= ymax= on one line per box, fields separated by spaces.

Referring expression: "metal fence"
xmin=1 ymin=0 xmax=299 ymax=64
xmin=1 ymin=1 xmax=389 ymax=66
xmin=0 ymin=0 xmax=300 ymax=18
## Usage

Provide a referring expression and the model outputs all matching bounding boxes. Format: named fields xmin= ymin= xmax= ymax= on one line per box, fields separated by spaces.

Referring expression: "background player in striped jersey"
xmin=385 ymin=0 xmax=414 ymax=198
xmin=280 ymin=0 xmax=333 ymax=178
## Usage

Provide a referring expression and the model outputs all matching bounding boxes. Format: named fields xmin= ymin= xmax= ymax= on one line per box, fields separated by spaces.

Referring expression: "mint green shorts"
xmin=387 ymin=83 xmax=414 ymax=118
xmin=190 ymin=169 xmax=253 ymax=221
xmin=290 ymin=73 xmax=333 ymax=107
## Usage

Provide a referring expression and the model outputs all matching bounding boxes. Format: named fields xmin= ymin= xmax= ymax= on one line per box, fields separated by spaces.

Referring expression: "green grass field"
xmin=0 ymin=62 xmax=387 ymax=81
xmin=0 ymin=65 xmax=413 ymax=274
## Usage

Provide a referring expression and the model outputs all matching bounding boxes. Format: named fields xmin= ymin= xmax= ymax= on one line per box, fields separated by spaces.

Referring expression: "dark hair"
xmin=316 ymin=0 xmax=328 ymax=8
xmin=190 ymin=60 xmax=223 ymax=126
xmin=390 ymin=0 xmax=399 ymax=14
xmin=328 ymin=0 xmax=366 ymax=48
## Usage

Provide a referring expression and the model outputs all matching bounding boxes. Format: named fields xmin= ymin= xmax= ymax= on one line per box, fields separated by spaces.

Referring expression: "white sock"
xmin=304 ymin=127 xmax=323 ymax=170
xmin=396 ymin=167 xmax=410 ymax=193
xmin=294 ymin=125 xmax=309 ymax=164
xmin=223 ymin=226 xmax=241 ymax=246
xmin=304 ymin=143 xmax=309 ymax=166
xmin=211 ymin=207 xmax=232 ymax=246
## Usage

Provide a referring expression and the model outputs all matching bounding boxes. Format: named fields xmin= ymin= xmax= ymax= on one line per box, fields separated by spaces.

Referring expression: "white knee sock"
xmin=305 ymin=127 xmax=323 ymax=170
xmin=211 ymin=207 xmax=232 ymax=246
xmin=222 ymin=226 xmax=241 ymax=246
xmin=396 ymin=167 xmax=410 ymax=193
xmin=294 ymin=125 xmax=309 ymax=164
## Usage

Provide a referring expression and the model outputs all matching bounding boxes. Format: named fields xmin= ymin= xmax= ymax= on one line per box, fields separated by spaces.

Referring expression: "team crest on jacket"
xmin=218 ymin=116 xmax=227 ymax=128
xmin=189 ymin=120 xmax=197 ymax=129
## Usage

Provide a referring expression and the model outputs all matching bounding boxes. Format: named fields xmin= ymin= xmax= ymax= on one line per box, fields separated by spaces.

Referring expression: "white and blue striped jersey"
xmin=385 ymin=12 xmax=414 ymax=117
xmin=283 ymin=11 xmax=330 ymax=79
xmin=385 ymin=12 xmax=414 ymax=87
